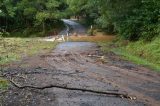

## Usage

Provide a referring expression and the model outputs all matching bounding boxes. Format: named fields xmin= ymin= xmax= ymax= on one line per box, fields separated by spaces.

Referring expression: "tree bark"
xmin=42 ymin=21 xmax=45 ymax=34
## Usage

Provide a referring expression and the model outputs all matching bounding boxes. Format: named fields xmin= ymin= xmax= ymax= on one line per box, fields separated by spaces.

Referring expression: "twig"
xmin=88 ymin=54 xmax=104 ymax=59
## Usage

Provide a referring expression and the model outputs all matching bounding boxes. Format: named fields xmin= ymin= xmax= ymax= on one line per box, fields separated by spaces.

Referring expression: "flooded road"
xmin=44 ymin=19 xmax=86 ymax=41
xmin=61 ymin=19 xmax=86 ymax=35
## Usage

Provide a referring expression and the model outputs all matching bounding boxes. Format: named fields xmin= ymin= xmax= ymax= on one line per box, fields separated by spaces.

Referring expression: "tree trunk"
xmin=42 ymin=21 xmax=45 ymax=34
xmin=5 ymin=16 xmax=8 ymax=30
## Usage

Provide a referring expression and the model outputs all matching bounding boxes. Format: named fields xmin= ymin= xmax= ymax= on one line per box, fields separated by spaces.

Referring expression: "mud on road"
xmin=1 ymin=42 xmax=160 ymax=106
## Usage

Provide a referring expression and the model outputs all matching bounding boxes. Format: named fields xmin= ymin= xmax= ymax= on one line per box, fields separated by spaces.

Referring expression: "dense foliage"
xmin=0 ymin=0 xmax=67 ymax=36
xmin=66 ymin=0 xmax=160 ymax=41
xmin=0 ymin=0 xmax=159 ymax=40
xmin=103 ymin=0 xmax=160 ymax=41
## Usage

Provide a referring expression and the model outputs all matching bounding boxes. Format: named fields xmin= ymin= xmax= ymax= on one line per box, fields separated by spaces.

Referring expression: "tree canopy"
xmin=0 ymin=0 xmax=159 ymax=40
xmin=0 ymin=0 xmax=67 ymax=35
xmin=66 ymin=0 xmax=160 ymax=41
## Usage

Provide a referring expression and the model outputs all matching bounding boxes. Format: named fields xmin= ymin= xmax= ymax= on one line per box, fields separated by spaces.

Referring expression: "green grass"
xmin=112 ymin=48 xmax=160 ymax=71
xmin=124 ymin=38 xmax=160 ymax=65
xmin=97 ymin=37 xmax=160 ymax=71
xmin=0 ymin=77 xmax=9 ymax=91
xmin=0 ymin=38 xmax=57 ymax=65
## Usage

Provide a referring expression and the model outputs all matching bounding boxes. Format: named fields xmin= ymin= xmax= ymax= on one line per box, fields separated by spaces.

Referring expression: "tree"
xmin=0 ymin=0 xmax=16 ymax=30
xmin=0 ymin=0 xmax=67 ymax=36
xmin=67 ymin=0 xmax=160 ymax=41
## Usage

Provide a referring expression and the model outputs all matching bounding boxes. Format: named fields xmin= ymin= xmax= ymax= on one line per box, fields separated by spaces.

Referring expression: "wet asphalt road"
xmin=1 ymin=20 xmax=160 ymax=106
xmin=1 ymin=42 xmax=145 ymax=106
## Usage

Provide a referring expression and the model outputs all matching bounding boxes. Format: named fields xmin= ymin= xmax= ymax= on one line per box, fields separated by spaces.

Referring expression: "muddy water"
xmin=61 ymin=19 xmax=86 ymax=35
xmin=55 ymin=42 xmax=97 ymax=52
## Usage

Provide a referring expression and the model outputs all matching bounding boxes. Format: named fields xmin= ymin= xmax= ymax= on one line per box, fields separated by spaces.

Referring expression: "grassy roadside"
xmin=97 ymin=38 xmax=160 ymax=71
xmin=0 ymin=38 xmax=57 ymax=65
xmin=119 ymin=38 xmax=160 ymax=71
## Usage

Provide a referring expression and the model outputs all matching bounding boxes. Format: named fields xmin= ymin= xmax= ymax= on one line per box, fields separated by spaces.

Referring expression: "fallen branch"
xmin=88 ymin=55 xmax=108 ymax=64
xmin=9 ymin=79 xmax=136 ymax=100
xmin=88 ymin=54 xmax=104 ymax=59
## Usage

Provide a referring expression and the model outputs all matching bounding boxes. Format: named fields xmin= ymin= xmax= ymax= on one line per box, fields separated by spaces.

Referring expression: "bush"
xmin=97 ymin=0 xmax=159 ymax=41
xmin=117 ymin=0 xmax=159 ymax=41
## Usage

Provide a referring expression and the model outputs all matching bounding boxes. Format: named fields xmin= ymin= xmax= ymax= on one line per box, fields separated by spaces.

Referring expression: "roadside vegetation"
xmin=0 ymin=77 xmax=9 ymax=91
xmin=120 ymin=38 xmax=160 ymax=69
xmin=0 ymin=0 xmax=67 ymax=37
xmin=0 ymin=37 xmax=57 ymax=65
xmin=98 ymin=38 xmax=160 ymax=71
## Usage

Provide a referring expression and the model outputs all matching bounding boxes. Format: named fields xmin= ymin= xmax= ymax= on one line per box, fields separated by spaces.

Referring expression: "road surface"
xmin=0 ymin=20 xmax=160 ymax=106
xmin=60 ymin=19 xmax=86 ymax=35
